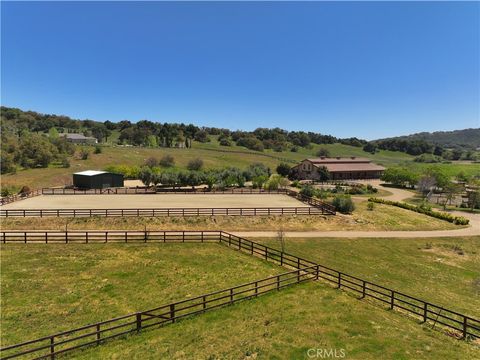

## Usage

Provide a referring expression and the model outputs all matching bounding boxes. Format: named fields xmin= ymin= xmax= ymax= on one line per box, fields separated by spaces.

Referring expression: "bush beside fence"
xmin=368 ymin=197 xmax=469 ymax=225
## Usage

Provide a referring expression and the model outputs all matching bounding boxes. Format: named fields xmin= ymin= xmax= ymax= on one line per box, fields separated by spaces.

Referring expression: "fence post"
xmin=265 ymin=248 xmax=268 ymax=260
xmin=362 ymin=281 xmax=366 ymax=298
xmin=50 ymin=336 xmax=55 ymax=359
xmin=423 ymin=303 xmax=428 ymax=323
xmin=170 ymin=304 xmax=175 ymax=323
xmin=96 ymin=324 xmax=101 ymax=345
xmin=24 ymin=232 xmax=27 ymax=244
xmin=390 ymin=290 xmax=395 ymax=310
xmin=316 ymin=265 xmax=319 ymax=280
xmin=238 ymin=238 xmax=241 ymax=250
xmin=277 ymin=275 xmax=280 ymax=290
xmin=337 ymin=273 xmax=341 ymax=289
xmin=136 ymin=313 xmax=142 ymax=332
xmin=251 ymin=241 xmax=254 ymax=255
xmin=230 ymin=288 xmax=234 ymax=303
xmin=255 ymin=282 xmax=258 ymax=297
xmin=203 ymin=295 xmax=207 ymax=311
xmin=45 ymin=232 xmax=48 ymax=244
xmin=463 ymin=317 xmax=468 ymax=339
xmin=297 ymin=258 xmax=300 ymax=269
xmin=280 ymin=252 xmax=283 ymax=266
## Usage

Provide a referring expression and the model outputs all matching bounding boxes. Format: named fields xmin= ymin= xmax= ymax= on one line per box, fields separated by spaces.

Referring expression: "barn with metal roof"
xmin=73 ymin=170 xmax=124 ymax=189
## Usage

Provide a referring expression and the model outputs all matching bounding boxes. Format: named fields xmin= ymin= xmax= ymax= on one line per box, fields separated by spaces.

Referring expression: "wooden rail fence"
xmin=40 ymin=188 xmax=291 ymax=195
xmin=0 ymin=206 xmax=328 ymax=218
xmin=0 ymin=265 xmax=319 ymax=360
xmin=217 ymin=232 xmax=480 ymax=341
xmin=0 ymin=230 xmax=478 ymax=360
xmin=0 ymin=190 xmax=42 ymax=206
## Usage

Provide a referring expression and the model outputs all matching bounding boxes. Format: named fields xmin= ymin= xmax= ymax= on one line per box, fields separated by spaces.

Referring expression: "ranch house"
xmin=292 ymin=157 xmax=385 ymax=181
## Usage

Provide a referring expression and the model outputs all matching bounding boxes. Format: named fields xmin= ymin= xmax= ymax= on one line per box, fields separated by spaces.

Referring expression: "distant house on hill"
xmin=292 ymin=157 xmax=385 ymax=181
xmin=60 ymin=133 xmax=98 ymax=144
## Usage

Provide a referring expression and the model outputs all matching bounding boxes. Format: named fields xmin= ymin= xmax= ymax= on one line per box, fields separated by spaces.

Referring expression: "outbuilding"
xmin=73 ymin=170 xmax=124 ymax=189
xmin=291 ymin=157 xmax=385 ymax=181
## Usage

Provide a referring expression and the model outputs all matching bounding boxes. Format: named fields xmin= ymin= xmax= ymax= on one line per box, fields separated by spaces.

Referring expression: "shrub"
xmin=252 ymin=175 xmax=268 ymax=189
xmin=316 ymin=148 xmax=330 ymax=157
xmin=94 ymin=146 xmax=102 ymax=154
xmin=332 ymin=195 xmax=355 ymax=214
xmin=80 ymin=149 xmax=90 ymax=160
xmin=219 ymin=138 xmax=231 ymax=146
xmin=299 ymin=184 xmax=315 ymax=198
xmin=159 ymin=155 xmax=175 ymax=167
xmin=368 ymin=197 xmax=469 ymax=225
xmin=144 ymin=157 xmax=158 ymax=168
xmin=139 ymin=166 xmax=154 ymax=187
xmin=291 ymin=180 xmax=300 ymax=188
xmin=1 ymin=186 xmax=16 ymax=197
xmin=367 ymin=202 xmax=375 ymax=211
xmin=19 ymin=186 xmax=31 ymax=194
xmin=276 ymin=163 xmax=291 ymax=177
xmin=61 ymin=157 xmax=71 ymax=168
xmin=414 ymin=154 xmax=442 ymax=163
xmin=264 ymin=176 xmax=280 ymax=190
xmin=194 ymin=130 xmax=210 ymax=143
xmin=187 ymin=158 xmax=204 ymax=171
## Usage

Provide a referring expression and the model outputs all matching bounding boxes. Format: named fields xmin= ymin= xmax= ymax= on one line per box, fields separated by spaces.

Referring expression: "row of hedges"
xmin=368 ymin=198 xmax=469 ymax=225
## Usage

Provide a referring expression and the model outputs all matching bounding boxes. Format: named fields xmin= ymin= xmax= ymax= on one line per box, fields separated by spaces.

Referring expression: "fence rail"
xmin=0 ymin=190 xmax=42 ymax=206
xmin=0 ymin=206 xmax=326 ymax=218
xmin=0 ymin=230 xmax=223 ymax=244
xmin=217 ymin=232 xmax=480 ymax=341
xmin=41 ymin=188 xmax=290 ymax=195
xmin=1 ymin=230 xmax=477 ymax=359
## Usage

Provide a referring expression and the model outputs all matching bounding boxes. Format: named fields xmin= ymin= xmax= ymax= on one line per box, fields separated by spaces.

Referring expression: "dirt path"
xmin=237 ymin=181 xmax=479 ymax=238
xmin=231 ymin=225 xmax=479 ymax=238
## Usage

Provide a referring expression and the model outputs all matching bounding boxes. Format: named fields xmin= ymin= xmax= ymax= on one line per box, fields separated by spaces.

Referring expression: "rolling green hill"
xmin=376 ymin=128 xmax=480 ymax=149
xmin=3 ymin=138 xmax=480 ymax=190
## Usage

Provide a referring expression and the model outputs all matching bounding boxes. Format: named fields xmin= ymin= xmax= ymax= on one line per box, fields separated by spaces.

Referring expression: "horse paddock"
xmin=1 ymin=194 xmax=309 ymax=210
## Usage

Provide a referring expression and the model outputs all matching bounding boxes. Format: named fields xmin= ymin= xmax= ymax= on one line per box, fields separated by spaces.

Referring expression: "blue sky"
xmin=1 ymin=1 xmax=479 ymax=140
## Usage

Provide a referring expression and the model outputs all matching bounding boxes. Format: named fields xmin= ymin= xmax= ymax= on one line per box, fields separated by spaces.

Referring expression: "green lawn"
xmin=2 ymin=238 xmax=478 ymax=359
xmin=0 ymin=243 xmax=283 ymax=346
xmin=254 ymin=236 xmax=480 ymax=316
xmin=74 ymin=282 xmax=479 ymax=360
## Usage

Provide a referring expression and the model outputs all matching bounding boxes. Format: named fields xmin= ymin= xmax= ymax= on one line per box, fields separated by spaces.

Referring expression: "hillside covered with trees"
xmin=374 ymin=128 xmax=480 ymax=150
xmin=1 ymin=106 xmax=478 ymax=174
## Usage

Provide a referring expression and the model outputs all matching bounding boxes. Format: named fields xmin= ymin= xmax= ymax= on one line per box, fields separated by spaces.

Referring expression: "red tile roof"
xmin=319 ymin=163 xmax=385 ymax=172
xmin=307 ymin=157 xmax=371 ymax=164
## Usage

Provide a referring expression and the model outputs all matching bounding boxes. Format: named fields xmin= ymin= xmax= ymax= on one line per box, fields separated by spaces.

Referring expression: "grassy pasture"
xmin=0 ymin=243 xmax=283 ymax=345
xmin=73 ymin=282 xmax=479 ymax=360
xmin=1 ymin=237 xmax=478 ymax=359
xmin=254 ymin=236 xmax=480 ymax=316
xmin=1 ymin=199 xmax=462 ymax=231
